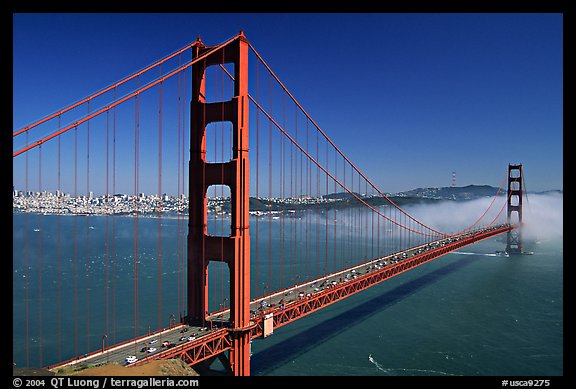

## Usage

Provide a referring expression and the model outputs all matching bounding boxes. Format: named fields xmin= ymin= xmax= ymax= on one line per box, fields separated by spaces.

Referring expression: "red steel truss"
xmin=133 ymin=224 xmax=514 ymax=371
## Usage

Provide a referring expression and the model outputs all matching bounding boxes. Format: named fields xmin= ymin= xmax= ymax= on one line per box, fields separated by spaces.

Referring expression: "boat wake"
xmin=368 ymin=354 xmax=458 ymax=376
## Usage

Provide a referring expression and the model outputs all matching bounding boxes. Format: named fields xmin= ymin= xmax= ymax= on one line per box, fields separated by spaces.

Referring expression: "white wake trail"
xmin=368 ymin=354 xmax=459 ymax=376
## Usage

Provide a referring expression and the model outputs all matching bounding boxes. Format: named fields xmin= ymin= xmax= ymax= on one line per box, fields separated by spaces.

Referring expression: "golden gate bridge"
xmin=12 ymin=31 xmax=526 ymax=376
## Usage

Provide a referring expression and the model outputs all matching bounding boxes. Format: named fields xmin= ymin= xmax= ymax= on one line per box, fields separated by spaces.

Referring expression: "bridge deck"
xmin=48 ymin=224 xmax=512 ymax=371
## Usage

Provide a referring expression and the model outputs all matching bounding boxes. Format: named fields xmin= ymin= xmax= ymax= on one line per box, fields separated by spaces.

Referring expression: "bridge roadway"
xmin=48 ymin=223 xmax=513 ymax=372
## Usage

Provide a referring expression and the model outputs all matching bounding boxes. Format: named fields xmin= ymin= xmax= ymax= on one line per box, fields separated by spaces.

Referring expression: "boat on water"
xmin=495 ymin=250 xmax=534 ymax=256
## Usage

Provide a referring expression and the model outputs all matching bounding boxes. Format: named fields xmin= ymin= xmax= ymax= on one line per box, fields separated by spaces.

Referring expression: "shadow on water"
xmin=251 ymin=255 xmax=481 ymax=375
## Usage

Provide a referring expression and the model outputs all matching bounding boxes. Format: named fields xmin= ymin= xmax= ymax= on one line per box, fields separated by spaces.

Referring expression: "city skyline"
xmin=12 ymin=13 xmax=563 ymax=195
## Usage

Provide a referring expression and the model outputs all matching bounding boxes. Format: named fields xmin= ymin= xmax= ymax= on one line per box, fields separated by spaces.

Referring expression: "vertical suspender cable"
xmin=377 ymin=192 xmax=380 ymax=258
xmin=134 ymin=86 xmax=140 ymax=338
xmin=304 ymin=118 xmax=312 ymax=280
xmin=359 ymin=172 xmax=363 ymax=263
xmin=57 ymin=116 xmax=62 ymax=363
xmin=408 ymin=213 xmax=411 ymax=249
xmin=349 ymin=170 xmax=353 ymax=264
xmin=105 ymin=110 xmax=110 ymax=345
xmin=182 ymin=66 xmax=187 ymax=319
xmin=280 ymin=93 xmax=285 ymax=289
xmin=74 ymin=126 xmax=79 ymax=358
xmin=394 ymin=205 xmax=397 ymax=253
xmin=295 ymin=105 xmax=299 ymax=283
xmin=358 ymin=173 xmax=363 ymax=262
xmin=351 ymin=170 xmax=355 ymax=264
xmin=400 ymin=208 xmax=403 ymax=251
xmin=351 ymin=167 xmax=354 ymax=264
xmin=315 ymin=128 xmax=319 ymax=278
xmin=324 ymin=138 xmax=328 ymax=275
xmin=176 ymin=66 xmax=182 ymax=319
xmin=86 ymin=103 xmax=91 ymax=353
xmin=267 ymin=74 xmax=272 ymax=293
xmin=254 ymin=59 xmax=259 ymax=297
xmin=24 ymin=130 xmax=29 ymax=367
xmin=158 ymin=78 xmax=163 ymax=330
xmin=301 ymin=118 xmax=305 ymax=281
xmin=290 ymin=102 xmax=295 ymax=286
xmin=112 ymin=88 xmax=117 ymax=343
xmin=314 ymin=127 xmax=320 ymax=278
xmin=342 ymin=158 xmax=346 ymax=268
xmin=37 ymin=145 xmax=43 ymax=367
xmin=355 ymin=171 xmax=359 ymax=263
xmin=369 ymin=180 xmax=373 ymax=260
xmin=334 ymin=148 xmax=337 ymax=271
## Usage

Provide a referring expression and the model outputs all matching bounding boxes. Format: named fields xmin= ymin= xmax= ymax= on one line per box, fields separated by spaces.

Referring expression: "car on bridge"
xmin=125 ymin=355 xmax=138 ymax=364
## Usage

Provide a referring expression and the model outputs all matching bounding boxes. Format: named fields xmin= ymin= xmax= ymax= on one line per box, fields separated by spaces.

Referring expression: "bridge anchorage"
xmin=15 ymin=31 xmax=526 ymax=376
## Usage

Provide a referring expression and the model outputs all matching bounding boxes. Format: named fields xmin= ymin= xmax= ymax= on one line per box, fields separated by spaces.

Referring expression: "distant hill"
xmin=394 ymin=185 xmax=501 ymax=201
xmin=247 ymin=185 xmax=502 ymax=213
xmin=322 ymin=185 xmax=504 ymax=202
xmin=223 ymin=185 xmax=561 ymax=214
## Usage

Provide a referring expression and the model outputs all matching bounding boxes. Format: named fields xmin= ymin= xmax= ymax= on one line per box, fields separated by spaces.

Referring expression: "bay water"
xmin=12 ymin=197 xmax=563 ymax=375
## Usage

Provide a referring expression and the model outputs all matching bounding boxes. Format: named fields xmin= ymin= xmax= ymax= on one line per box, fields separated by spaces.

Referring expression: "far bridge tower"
xmin=506 ymin=164 xmax=523 ymax=254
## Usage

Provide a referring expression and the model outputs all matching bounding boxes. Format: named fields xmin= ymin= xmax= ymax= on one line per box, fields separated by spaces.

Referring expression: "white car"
xmin=147 ymin=347 xmax=157 ymax=353
xmin=125 ymin=355 xmax=138 ymax=364
xmin=149 ymin=339 xmax=158 ymax=344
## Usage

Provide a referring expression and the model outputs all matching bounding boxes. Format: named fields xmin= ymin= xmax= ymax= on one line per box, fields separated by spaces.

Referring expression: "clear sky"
xmin=12 ymin=12 xmax=563 ymax=194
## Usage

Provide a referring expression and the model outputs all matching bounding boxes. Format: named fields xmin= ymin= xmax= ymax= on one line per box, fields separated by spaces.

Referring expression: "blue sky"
xmin=12 ymin=13 xmax=563 ymax=194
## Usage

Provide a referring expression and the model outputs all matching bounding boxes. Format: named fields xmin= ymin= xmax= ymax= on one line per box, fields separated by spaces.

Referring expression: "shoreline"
xmin=11 ymin=209 xmax=307 ymax=220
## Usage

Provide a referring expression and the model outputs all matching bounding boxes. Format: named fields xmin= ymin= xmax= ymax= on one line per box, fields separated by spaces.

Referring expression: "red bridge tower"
xmin=506 ymin=164 xmax=523 ymax=254
xmin=187 ymin=32 xmax=251 ymax=376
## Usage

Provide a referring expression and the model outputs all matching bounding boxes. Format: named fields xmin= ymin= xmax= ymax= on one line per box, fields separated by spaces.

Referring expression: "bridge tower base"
xmin=506 ymin=164 xmax=523 ymax=254
xmin=187 ymin=32 xmax=251 ymax=376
